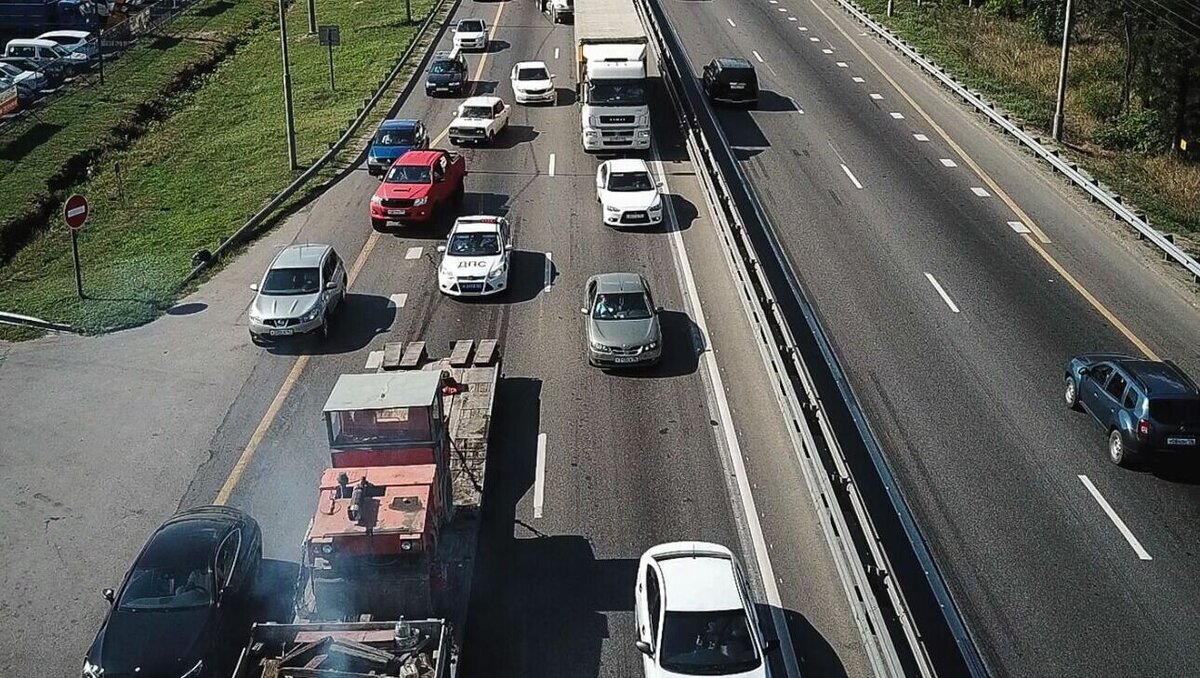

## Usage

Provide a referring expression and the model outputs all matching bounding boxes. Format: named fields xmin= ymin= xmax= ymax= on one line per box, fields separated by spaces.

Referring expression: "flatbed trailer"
xmin=230 ymin=619 xmax=452 ymax=678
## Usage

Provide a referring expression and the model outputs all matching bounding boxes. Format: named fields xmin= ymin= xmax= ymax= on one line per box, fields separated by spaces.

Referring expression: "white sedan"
xmin=510 ymin=61 xmax=556 ymax=104
xmin=452 ymin=18 xmax=488 ymax=51
xmin=596 ymin=158 xmax=664 ymax=227
xmin=635 ymin=542 xmax=774 ymax=678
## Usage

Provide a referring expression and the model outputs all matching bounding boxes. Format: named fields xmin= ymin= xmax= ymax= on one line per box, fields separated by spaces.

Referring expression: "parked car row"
xmin=0 ymin=30 xmax=97 ymax=113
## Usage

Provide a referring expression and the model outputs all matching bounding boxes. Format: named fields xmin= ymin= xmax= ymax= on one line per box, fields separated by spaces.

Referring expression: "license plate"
xmin=272 ymin=328 xmax=294 ymax=336
xmin=730 ymin=82 xmax=746 ymax=90
xmin=626 ymin=212 xmax=647 ymax=221
xmin=1167 ymin=437 xmax=1195 ymax=446
xmin=614 ymin=356 xmax=638 ymax=364
xmin=436 ymin=86 xmax=449 ymax=91
xmin=389 ymin=209 xmax=406 ymax=215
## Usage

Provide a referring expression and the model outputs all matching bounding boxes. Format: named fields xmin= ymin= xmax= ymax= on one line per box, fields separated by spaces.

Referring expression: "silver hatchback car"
xmin=248 ymin=244 xmax=347 ymax=344
xmin=582 ymin=272 xmax=663 ymax=367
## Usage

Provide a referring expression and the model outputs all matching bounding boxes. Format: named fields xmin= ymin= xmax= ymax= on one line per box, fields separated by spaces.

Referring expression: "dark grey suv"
xmin=1065 ymin=354 xmax=1200 ymax=466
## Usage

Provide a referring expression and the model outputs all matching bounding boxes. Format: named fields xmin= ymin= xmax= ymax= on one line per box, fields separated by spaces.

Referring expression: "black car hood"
xmin=89 ymin=607 xmax=213 ymax=677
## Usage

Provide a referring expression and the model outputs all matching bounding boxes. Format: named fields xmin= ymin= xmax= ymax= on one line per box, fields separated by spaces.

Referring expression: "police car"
xmin=436 ymin=216 xmax=512 ymax=297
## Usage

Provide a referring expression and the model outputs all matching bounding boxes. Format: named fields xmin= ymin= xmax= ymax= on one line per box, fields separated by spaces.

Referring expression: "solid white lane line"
xmin=554 ymin=47 xmax=559 ymax=59
xmin=388 ymin=293 xmax=408 ymax=308
xmin=1079 ymin=475 xmax=1152 ymax=560
xmin=534 ymin=433 xmax=547 ymax=518
xmin=840 ymin=163 xmax=863 ymax=189
xmin=752 ymin=50 xmax=764 ymax=63
xmin=548 ymin=153 xmax=556 ymax=177
xmin=727 ymin=17 xmax=736 ymax=27
xmin=924 ymin=272 xmax=960 ymax=313
xmin=836 ymin=61 xmax=848 ymax=68
xmin=652 ymin=154 xmax=803 ymax=678
xmin=405 ymin=246 xmax=422 ymax=259
xmin=852 ymin=76 xmax=864 ymax=83
xmin=940 ymin=158 xmax=958 ymax=167
xmin=365 ymin=350 xmax=384 ymax=370
xmin=1008 ymin=221 xmax=1031 ymax=234
xmin=971 ymin=186 xmax=991 ymax=197
xmin=869 ymin=93 xmax=883 ymax=100
xmin=913 ymin=133 xmax=929 ymax=142
xmin=544 ymin=251 xmax=554 ymax=291
xmin=890 ymin=111 xmax=904 ymax=119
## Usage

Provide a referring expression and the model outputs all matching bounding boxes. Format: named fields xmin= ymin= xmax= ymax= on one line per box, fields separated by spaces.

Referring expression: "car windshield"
xmin=588 ymin=81 xmax=646 ymax=106
xmin=593 ymin=292 xmax=651 ymax=321
xmin=517 ymin=67 xmax=548 ymax=81
xmin=459 ymin=20 xmax=484 ymax=32
xmin=376 ymin=129 xmax=416 ymax=146
xmin=260 ymin=266 xmax=320 ymax=295
xmin=117 ymin=526 xmax=219 ymax=611
xmin=430 ymin=59 xmax=460 ymax=74
xmin=448 ymin=232 xmax=501 ymax=257
xmin=385 ymin=164 xmax=431 ymax=184
xmin=1150 ymin=399 xmax=1200 ymax=426
xmin=607 ymin=171 xmax=654 ymax=192
xmin=659 ymin=609 xmax=762 ymax=675
xmin=460 ymin=106 xmax=493 ymax=119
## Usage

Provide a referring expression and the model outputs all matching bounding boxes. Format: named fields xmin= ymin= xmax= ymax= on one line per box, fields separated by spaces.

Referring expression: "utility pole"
xmin=1052 ymin=0 xmax=1075 ymax=142
xmin=308 ymin=0 xmax=316 ymax=34
xmin=278 ymin=0 xmax=299 ymax=170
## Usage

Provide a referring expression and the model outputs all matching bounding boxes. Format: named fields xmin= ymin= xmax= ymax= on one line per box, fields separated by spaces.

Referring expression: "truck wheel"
xmin=371 ymin=218 xmax=388 ymax=232
xmin=486 ymin=131 xmax=494 ymax=144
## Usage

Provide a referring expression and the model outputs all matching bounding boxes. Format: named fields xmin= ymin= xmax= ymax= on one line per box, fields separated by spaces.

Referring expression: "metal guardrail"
xmin=182 ymin=0 xmax=459 ymax=283
xmin=0 ymin=310 xmax=78 ymax=333
xmin=637 ymin=0 xmax=989 ymax=675
xmin=833 ymin=0 xmax=1200 ymax=282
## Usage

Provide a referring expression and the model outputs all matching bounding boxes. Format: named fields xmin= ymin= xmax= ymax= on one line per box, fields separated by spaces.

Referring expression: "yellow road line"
xmin=807 ymin=0 xmax=1161 ymax=360
xmin=431 ymin=2 xmax=506 ymax=146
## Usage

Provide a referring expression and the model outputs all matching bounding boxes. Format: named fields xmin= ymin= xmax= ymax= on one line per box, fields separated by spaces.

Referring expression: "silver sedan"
xmin=581 ymin=272 xmax=663 ymax=368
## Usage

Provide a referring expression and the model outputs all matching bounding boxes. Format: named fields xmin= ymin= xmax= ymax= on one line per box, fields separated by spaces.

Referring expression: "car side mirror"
xmin=102 ymin=588 xmax=115 ymax=603
xmin=1078 ymin=366 xmax=1090 ymax=376
xmin=249 ymin=282 xmax=259 ymax=292
xmin=437 ymin=245 xmax=447 ymax=253
xmin=325 ymin=281 xmax=338 ymax=290
xmin=656 ymin=181 xmax=663 ymax=188
xmin=764 ymin=638 xmax=780 ymax=653
xmin=635 ymin=640 xmax=653 ymax=656
xmin=551 ymin=74 xmax=557 ymax=79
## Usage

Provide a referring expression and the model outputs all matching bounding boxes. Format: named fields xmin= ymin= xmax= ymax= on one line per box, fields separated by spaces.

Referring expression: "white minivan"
xmin=4 ymin=38 xmax=88 ymax=73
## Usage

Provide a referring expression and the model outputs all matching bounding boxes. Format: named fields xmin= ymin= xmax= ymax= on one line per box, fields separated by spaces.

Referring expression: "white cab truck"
xmin=574 ymin=0 xmax=651 ymax=152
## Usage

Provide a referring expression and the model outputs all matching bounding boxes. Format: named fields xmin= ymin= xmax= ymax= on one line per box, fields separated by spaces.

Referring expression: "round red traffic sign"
xmin=63 ymin=194 xmax=89 ymax=231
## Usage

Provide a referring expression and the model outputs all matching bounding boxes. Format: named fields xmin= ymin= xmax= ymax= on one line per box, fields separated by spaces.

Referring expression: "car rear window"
xmin=1150 ymin=399 xmax=1200 ymax=426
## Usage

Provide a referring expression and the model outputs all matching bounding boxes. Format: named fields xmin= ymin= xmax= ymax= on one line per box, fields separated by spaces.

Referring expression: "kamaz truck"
xmin=574 ymin=0 xmax=651 ymax=152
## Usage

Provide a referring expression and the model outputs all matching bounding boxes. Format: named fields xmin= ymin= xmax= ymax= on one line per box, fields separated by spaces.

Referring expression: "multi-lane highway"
xmin=658 ymin=0 xmax=1200 ymax=675
xmin=0 ymin=0 xmax=898 ymax=676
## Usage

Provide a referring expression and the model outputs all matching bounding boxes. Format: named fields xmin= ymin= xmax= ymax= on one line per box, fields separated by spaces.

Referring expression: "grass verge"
xmin=0 ymin=0 xmax=439 ymax=338
xmin=854 ymin=1 xmax=1200 ymax=241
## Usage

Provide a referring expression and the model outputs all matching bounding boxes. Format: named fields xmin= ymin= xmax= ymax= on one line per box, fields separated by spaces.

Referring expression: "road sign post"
xmin=318 ymin=25 xmax=340 ymax=92
xmin=63 ymin=194 xmax=89 ymax=299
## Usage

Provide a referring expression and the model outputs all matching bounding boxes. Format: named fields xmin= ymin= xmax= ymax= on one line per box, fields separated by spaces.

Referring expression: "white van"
xmin=4 ymin=39 xmax=87 ymax=72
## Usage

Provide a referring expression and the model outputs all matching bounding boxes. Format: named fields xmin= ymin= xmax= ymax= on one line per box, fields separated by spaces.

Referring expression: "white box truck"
xmin=574 ymin=0 xmax=651 ymax=152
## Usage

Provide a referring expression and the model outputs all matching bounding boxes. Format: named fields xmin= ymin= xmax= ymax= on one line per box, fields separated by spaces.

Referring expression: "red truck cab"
xmin=370 ymin=149 xmax=466 ymax=231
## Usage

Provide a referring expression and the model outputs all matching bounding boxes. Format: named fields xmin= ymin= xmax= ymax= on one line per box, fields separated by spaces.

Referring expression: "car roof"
xmin=380 ymin=118 xmax=419 ymax=130
xmin=515 ymin=60 xmax=548 ymax=70
xmin=715 ymin=57 xmax=755 ymax=71
xmin=458 ymin=17 xmax=485 ymax=25
xmin=1115 ymin=359 xmax=1200 ymax=397
xmin=463 ymin=95 xmax=502 ymax=106
xmin=453 ymin=215 xmax=506 ymax=233
xmin=606 ymin=158 xmax=650 ymax=173
xmin=7 ymin=38 xmax=58 ymax=48
xmin=592 ymin=271 xmax=646 ymax=294
xmin=272 ymin=243 xmax=331 ymax=268
xmin=648 ymin=542 xmax=743 ymax=612
xmin=432 ymin=49 xmax=464 ymax=61
xmin=38 ymin=30 xmax=90 ymax=39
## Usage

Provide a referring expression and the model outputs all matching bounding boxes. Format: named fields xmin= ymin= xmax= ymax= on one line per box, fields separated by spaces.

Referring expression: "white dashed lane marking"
xmin=924 ymin=272 xmax=961 ymax=313
xmin=788 ymin=16 xmax=796 ymax=20
xmin=388 ymin=293 xmax=408 ymax=308
xmin=940 ymin=158 xmax=958 ymax=167
xmin=852 ymin=76 xmax=864 ymax=83
xmin=914 ymin=133 xmax=929 ymax=142
xmin=971 ymin=187 xmax=991 ymax=197
xmin=727 ymin=17 xmax=736 ymax=27
xmin=1008 ymin=221 xmax=1031 ymax=234
xmin=405 ymin=246 xmax=422 ymax=259
xmin=822 ymin=48 xmax=833 ymax=54
xmin=548 ymin=153 xmax=556 ymax=177
xmin=836 ymin=62 xmax=848 ymax=68
xmin=870 ymin=93 xmax=883 ymax=100
xmin=753 ymin=50 xmax=764 ymax=63
xmin=1079 ymin=475 xmax=1152 ymax=561
xmin=840 ymin=163 xmax=864 ymax=190
xmin=890 ymin=112 xmax=904 ymax=119
xmin=554 ymin=47 xmax=559 ymax=59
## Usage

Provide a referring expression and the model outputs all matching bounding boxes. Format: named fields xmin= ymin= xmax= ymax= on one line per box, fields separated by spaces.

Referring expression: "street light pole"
xmin=278 ymin=0 xmax=299 ymax=170
xmin=1052 ymin=0 xmax=1075 ymax=142
xmin=308 ymin=0 xmax=316 ymax=34
xmin=886 ymin=0 xmax=893 ymax=17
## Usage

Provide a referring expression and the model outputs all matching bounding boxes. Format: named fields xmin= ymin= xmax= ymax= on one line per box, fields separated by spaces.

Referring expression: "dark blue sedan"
xmin=367 ymin=119 xmax=429 ymax=177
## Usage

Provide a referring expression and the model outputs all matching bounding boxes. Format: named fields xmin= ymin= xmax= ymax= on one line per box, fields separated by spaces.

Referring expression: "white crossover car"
xmin=596 ymin=158 xmax=664 ymax=227
xmin=510 ymin=61 xmax=555 ymax=104
xmin=452 ymin=18 xmax=488 ymax=51
xmin=436 ymin=216 xmax=513 ymax=297
xmin=635 ymin=542 xmax=774 ymax=678
xmin=449 ymin=95 xmax=510 ymax=145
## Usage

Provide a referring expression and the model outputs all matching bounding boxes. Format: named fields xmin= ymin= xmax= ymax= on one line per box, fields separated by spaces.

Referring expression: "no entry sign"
xmin=64 ymin=194 xmax=89 ymax=231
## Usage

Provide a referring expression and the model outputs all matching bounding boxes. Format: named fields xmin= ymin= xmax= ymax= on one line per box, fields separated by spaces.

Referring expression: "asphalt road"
xmin=658 ymin=0 xmax=1200 ymax=675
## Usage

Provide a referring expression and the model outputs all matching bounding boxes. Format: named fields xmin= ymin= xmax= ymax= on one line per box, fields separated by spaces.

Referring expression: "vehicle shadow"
xmin=605 ymin=310 xmax=700 ymax=379
xmin=1150 ymin=457 xmax=1200 ymax=485
xmin=663 ymin=193 xmax=698 ymax=233
xmin=247 ymin=558 xmax=301 ymax=625
xmin=492 ymin=124 xmax=539 ymax=149
xmin=459 ymin=376 xmax=636 ymax=677
xmin=553 ymin=87 xmax=577 ymax=106
xmin=487 ymin=40 xmax=511 ymax=54
xmin=264 ymin=293 xmax=397 ymax=356
xmin=757 ymin=604 xmax=849 ymax=678
xmin=506 ymin=249 xmax=555 ymax=303
xmin=752 ymin=89 xmax=801 ymax=113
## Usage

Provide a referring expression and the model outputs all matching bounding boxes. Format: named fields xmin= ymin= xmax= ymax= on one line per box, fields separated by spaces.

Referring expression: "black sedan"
xmin=84 ymin=506 xmax=262 ymax=678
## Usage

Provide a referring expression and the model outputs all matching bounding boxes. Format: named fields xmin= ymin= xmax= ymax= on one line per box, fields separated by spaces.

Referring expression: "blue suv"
xmin=1065 ymin=354 xmax=1200 ymax=466
xmin=367 ymin=119 xmax=429 ymax=177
